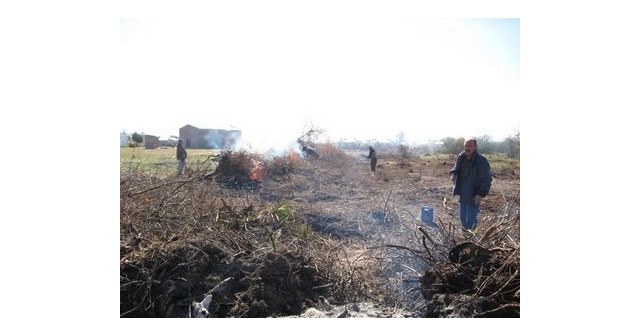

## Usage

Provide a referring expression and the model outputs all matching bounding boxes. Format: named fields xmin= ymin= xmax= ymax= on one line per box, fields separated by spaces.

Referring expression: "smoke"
xmin=231 ymin=124 xmax=307 ymax=159
xmin=204 ymin=130 xmax=241 ymax=150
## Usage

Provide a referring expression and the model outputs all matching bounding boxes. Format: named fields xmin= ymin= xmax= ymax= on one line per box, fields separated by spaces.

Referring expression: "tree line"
xmin=439 ymin=132 xmax=520 ymax=159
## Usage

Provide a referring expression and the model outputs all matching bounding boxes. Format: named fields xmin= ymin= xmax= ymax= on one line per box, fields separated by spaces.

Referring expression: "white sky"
xmin=119 ymin=7 xmax=519 ymax=146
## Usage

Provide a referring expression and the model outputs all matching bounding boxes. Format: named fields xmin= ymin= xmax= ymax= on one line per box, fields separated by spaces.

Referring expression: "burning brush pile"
xmin=209 ymin=149 xmax=315 ymax=187
xmin=208 ymin=150 xmax=266 ymax=188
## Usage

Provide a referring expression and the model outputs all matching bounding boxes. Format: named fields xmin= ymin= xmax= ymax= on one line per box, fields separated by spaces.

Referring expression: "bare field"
xmin=120 ymin=146 xmax=520 ymax=317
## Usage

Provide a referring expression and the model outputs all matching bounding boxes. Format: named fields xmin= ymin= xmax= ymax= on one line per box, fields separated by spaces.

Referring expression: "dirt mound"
xmin=227 ymin=252 xmax=321 ymax=317
xmin=121 ymin=237 xmax=327 ymax=317
xmin=120 ymin=238 xmax=229 ymax=317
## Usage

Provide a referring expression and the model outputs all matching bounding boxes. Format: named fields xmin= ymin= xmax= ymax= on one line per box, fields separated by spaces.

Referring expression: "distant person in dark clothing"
xmin=302 ymin=146 xmax=320 ymax=159
xmin=449 ymin=138 xmax=492 ymax=231
xmin=176 ymin=139 xmax=187 ymax=175
xmin=362 ymin=146 xmax=377 ymax=172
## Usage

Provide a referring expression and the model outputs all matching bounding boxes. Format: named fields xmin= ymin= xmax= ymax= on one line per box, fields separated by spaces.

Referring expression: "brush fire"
xmin=210 ymin=150 xmax=266 ymax=187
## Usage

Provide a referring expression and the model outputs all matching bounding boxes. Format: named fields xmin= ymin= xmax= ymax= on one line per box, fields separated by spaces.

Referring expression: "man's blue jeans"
xmin=460 ymin=200 xmax=479 ymax=230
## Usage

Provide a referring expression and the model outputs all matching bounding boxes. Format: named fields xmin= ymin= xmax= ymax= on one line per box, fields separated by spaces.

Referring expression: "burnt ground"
xmin=120 ymin=148 xmax=520 ymax=318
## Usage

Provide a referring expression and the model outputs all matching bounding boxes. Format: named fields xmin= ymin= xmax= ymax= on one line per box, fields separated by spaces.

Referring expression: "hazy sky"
xmin=120 ymin=7 xmax=519 ymax=149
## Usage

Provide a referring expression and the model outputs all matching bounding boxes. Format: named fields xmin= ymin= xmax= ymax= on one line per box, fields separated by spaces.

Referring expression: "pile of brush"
xmin=210 ymin=150 xmax=265 ymax=189
xmin=120 ymin=170 xmax=389 ymax=317
xmin=418 ymin=217 xmax=520 ymax=317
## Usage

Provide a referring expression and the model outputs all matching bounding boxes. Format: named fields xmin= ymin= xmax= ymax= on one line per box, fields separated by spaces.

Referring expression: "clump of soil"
xmin=226 ymin=252 xmax=321 ymax=317
xmin=120 ymin=238 xmax=228 ymax=318
xmin=120 ymin=236 xmax=327 ymax=317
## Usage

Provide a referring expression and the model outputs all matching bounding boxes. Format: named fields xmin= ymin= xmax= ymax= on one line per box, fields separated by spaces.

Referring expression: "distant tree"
xmin=394 ymin=132 xmax=410 ymax=159
xmin=131 ymin=132 xmax=143 ymax=146
xmin=296 ymin=124 xmax=325 ymax=148
xmin=505 ymin=131 xmax=520 ymax=159
xmin=440 ymin=137 xmax=465 ymax=156
xmin=398 ymin=145 xmax=409 ymax=159
xmin=475 ymin=135 xmax=495 ymax=154
xmin=414 ymin=144 xmax=432 ymax=156
xmin=166 ymin=135 xmax=179 ymax=147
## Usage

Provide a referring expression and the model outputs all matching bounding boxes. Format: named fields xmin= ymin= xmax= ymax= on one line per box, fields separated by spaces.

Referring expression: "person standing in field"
xmin=302 ymin=146 xmax=320 ymax=159
xmin=449 ymin=138 xmax=492 ymax=231
xmin=176 ymin=139 xmax=187 ymax=176
xmin=362 ymin=146 xmax=377 ymax=173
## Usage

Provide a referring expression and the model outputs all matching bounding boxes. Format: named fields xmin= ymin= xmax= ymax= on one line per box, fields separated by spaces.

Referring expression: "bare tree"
xmin=296 ymin=124 xmax=325 ymax=147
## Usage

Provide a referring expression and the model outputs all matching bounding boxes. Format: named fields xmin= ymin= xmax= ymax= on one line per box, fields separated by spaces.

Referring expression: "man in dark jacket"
xmin=362 ymin=146 xmax=377 ymax=172
xmin=176 ymin=139 xmax=187 ymax=176
xmin=449 ymin=138 xmax=492 ymax=231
